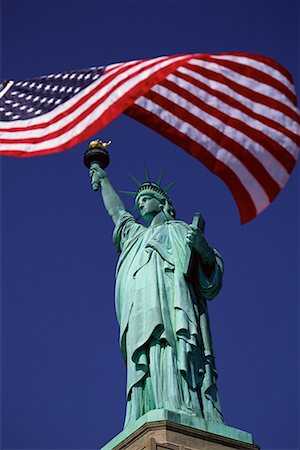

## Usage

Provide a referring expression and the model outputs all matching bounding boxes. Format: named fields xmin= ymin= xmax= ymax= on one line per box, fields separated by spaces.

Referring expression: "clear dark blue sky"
xmin=1 ymin=1 xmax=299 ymax=449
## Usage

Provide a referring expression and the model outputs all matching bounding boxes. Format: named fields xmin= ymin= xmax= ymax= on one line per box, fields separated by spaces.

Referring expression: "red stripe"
xmin=173 ymin=68 xmax=300 ymax=147
xmin=185 ymin=62 xmax=300 ymax=125
xmin=203 ymin=56 xmax=296 ymax=106
xmin=161 ymin=76 xmax=296 ymax=172
xmin=143 ymin=88 xmax=281 ymax=202
xmin=214 ymin=52 xmax=294 ymax=85
xmin=125 ymin=103 xmax=257 ymax=224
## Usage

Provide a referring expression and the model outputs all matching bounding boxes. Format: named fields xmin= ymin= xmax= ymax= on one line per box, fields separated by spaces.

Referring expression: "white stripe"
xmin=151 ymin=82 xmax=289 ymax=188
xmin=0 ymin=58 xmax=159 ymax=130
xmin=212 ymin=54 xmax=295 ymax=94
xmin=190 ymin=58 xmax=298 ymax=112
xmin=178 ymin=65 xmax=300 ymax=137
xmin=135 ymin=95 xmax=270 ymax=214
xmin=0 ymin=55 xmax=188 ymax=151
xmin=167 ymin=73 xmax=299 ymax=160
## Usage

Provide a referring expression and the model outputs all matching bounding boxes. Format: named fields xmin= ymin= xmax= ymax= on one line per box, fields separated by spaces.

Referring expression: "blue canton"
xmin=0 ymin=66 xmax=105 ymax=122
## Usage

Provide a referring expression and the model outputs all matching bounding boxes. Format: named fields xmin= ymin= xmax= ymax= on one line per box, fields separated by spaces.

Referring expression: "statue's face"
xmin=137 ymin=194 xmax=161 ymax=222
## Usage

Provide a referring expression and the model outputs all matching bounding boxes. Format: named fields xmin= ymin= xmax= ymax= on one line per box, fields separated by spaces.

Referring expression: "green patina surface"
xmin=87 ymin=154 xmax=252 ymax=446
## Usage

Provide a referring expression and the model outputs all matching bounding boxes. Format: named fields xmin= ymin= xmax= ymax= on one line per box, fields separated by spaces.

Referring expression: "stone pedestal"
xmin=101 ymin=410 xmax=260 ymax=450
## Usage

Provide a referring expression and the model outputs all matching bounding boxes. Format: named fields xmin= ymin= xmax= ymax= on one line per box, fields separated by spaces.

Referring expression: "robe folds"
xmin=113 ymin=211 xmax=224 ymax=427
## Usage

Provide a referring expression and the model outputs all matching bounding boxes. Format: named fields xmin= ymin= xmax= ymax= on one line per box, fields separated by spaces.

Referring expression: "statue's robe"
xmin=113 ymin=211 xmax=224 ymax=427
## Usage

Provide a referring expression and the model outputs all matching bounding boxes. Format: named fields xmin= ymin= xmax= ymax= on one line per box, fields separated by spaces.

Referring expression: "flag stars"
xmin=0 ymin=67 xmax=104 ymax=123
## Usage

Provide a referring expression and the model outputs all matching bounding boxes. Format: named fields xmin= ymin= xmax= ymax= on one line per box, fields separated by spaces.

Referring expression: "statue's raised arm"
xmin=89 ymin=164 xmax=126 ymax=225
xmin=84 ymin=139 xmax=126 ymax=225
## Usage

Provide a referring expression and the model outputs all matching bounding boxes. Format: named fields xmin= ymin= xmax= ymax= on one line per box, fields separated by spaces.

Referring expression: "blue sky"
xmin=1 ymin=1 xmax=299 ymax=449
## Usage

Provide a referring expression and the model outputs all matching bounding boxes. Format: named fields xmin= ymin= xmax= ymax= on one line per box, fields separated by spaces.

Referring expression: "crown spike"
xmin=144 ymin=165 xmax=151 ymax=184
xmin=164 ymin=180 xmax=176 ymax=192
xmin=120 ymin=190 xmax=137 ymax=197
xmin=156 ymin=170 xmax=164 ymax=187
xmin=129 ymin=173 xmax=143 ymax=187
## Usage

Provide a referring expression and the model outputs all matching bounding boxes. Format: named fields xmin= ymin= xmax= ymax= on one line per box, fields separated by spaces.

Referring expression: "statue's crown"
xmin=121 ymin=168 xmax=176 ymax=207
xmin=135 ymin=182 xmax=171 ymax=204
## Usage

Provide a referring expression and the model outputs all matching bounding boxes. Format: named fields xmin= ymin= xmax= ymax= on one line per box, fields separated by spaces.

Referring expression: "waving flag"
xmin=0 ymin=52 xmax=299 ymax=223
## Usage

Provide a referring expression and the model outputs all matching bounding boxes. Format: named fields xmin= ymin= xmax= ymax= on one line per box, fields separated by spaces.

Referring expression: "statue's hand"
xmin=187 ymin=226 xmax=216 ymax=278
xmin=187 ymin=226 xmax=209 ymax=253
xmin=89 ymin=163 xmax=107 ymax=191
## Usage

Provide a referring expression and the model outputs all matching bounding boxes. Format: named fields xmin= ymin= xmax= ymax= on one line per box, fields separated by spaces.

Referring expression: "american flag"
xmin=0 ymin=53 xmax=299 ymax=223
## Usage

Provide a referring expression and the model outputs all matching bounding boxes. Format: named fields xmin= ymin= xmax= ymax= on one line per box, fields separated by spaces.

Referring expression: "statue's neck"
xmin=149 ymin=211 xmax=169 ymax=227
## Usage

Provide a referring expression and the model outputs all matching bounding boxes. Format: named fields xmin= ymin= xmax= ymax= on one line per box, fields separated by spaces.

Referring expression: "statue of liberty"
xmin=87 ymin=142 xmax=224 ymax=429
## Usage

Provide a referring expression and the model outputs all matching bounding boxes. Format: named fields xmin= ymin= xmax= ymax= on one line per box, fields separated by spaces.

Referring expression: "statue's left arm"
xmin=187 ymin=226 xmax=223 ymax=299
xmin=187 ymin=226 xmax=216 ymax=278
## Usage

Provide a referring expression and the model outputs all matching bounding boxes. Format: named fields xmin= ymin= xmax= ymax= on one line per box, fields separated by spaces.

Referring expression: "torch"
xmin=83 ymin=139 xmax=111 ymax=191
